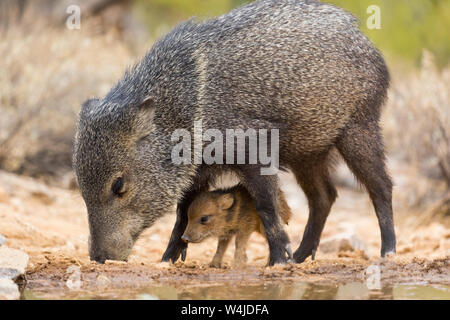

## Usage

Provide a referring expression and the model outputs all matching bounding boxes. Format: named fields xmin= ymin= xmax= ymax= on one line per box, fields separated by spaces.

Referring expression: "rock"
xmin=0 ymin=278 xmax=20 ymax=300
xmin=0 ymin=234 xmax=5 ymax=246
xmin=319 ymin=233 xmax=368 ymax=255
xmin=0 ymin=247 xmax=29 ymax=280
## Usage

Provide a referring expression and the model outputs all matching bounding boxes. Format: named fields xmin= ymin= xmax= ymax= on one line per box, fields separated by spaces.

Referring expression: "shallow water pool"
xmin=22 ymin=281 xmax=450 ymax=300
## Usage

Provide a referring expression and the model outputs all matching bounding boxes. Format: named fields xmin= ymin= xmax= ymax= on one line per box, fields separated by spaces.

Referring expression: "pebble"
xmin=0 ymin=234 xmax=5 ymax=246
xmin=0 ymin=278 xmax=20 ymax=300
xmin=0 ymin=247 xmax=29 ymax=280
xmin=319 ymin=233 xmax=368 ymax=255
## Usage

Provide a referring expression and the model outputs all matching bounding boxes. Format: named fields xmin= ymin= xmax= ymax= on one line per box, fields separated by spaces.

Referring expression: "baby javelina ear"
xmin=217 ymin=193 xmax=235 ymax=210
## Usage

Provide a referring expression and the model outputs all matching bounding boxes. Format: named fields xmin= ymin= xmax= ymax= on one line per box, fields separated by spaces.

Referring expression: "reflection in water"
xmin=23 ymin=282 xmax=450 ymax=300
xmin=302 ymin=283 xmax=339 ymax=300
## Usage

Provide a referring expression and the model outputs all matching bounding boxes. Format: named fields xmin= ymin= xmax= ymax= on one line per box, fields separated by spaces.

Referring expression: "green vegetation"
xmin=134 ymin=0 xmax=249 ymax=39
xmin=135 ymin=0 xmax=450 ymax=68
xmin=327 ymin=0 xmax=450 ymax=68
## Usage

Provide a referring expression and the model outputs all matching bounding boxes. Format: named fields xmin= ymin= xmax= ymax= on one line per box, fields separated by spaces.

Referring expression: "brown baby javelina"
xmin=182 ymin=185 xmax=292 ymax=268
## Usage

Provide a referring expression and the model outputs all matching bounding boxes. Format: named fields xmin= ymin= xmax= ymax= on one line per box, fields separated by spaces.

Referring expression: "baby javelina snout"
xmin=182 ymin=185 xmax=292 ymax=268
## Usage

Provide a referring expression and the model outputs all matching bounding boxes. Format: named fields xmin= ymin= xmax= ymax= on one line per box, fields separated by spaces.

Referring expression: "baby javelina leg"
xmin=210 ymin=236 xmax=232 ymax=268
xmin=234 ymin=231 xmax=252 ymax=268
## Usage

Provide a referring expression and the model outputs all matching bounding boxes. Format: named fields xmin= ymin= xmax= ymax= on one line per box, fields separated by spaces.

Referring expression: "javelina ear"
xmin=134 ymin=96 xmax=155 ymax=139
xmin=218 ymin=193 xmax=235 ymax=210
xmin=135 ymin=96 xmax=155 ymax=123
xmin=81 ymin=98 xmax=100 ymax=112
xmin=138 ymin=96 xmax=155 ymax=109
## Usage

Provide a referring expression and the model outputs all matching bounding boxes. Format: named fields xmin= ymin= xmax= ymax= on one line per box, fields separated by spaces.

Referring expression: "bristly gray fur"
xmin=73 ymin=0 xmax=393 ymax=263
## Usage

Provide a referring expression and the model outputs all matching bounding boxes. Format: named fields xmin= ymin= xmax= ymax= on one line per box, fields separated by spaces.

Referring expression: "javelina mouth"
xmin=90 ymin=250 xmax=130 ymax=264
xmin=182 ymin=235 xmax=203 ymax=244
xmin=91 ymin=254 xmax=107 ymax=264
xmin=92 ymin=256 xmax=129 ymax=264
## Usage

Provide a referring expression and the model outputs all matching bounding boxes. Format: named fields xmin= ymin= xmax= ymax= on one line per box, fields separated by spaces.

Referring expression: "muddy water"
xmin=22 ymin=281 xmax=450 ymax=300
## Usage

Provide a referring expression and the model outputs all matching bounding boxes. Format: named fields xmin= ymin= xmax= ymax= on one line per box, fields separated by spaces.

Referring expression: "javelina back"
xmin=74 ymin=0 xmax=395 ymax=265
xmin=182 ymin=184 xmax=292 ymax=267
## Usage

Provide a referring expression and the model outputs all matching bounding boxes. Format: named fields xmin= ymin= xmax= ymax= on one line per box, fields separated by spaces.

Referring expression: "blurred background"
xmin=0 ymin=0 xmax=449 ymax=227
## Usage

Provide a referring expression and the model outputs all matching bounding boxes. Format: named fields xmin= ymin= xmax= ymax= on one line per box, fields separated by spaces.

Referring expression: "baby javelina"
xmin=182 ymin=185 xmax=292 ymax=268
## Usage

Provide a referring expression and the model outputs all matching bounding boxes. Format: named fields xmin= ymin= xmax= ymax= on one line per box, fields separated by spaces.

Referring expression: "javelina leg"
xmin=233 ymin=231 xmax=251 ymax=267
xmin=293 ymin=159 xmax=337 ymax=263
xmin=336 ymin=122 xmax=396 ymax=257
xmin=210 ymin=236 xmax=231 ymax=268
xmin=162 ymin=188 xmax=201 ymax=263
xmin=239 ymin=167 xmax=291 ymax=265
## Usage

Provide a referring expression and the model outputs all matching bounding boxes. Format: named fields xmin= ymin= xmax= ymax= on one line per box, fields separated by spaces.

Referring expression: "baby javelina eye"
xmin=112 ymin=177 xmax=126 ymax=196
xmin=200 ymin=215 xmax=211 ymax=225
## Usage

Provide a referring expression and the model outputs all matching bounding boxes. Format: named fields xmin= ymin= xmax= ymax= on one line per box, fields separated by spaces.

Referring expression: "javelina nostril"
xmin=181 ymin=235 xmax=190 ymax=243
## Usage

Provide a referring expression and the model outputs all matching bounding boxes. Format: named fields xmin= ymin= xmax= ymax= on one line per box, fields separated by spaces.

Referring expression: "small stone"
xmin=319 ymin=233 xmax=368 ymax=255
xmin=0 ymin=247 xmax=29 ymax=280
xmin=0 ymin=234 xmax=5 ymax=246
xmin=0 ymin=278 xmax=20 ymax=300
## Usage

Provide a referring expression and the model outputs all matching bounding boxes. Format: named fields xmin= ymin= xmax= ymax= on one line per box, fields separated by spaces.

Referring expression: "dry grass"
xmin=0 ymin=15 xmax=138 ymax=183
xmin=384 ymin=51 xmax=450 ymax=178
xmin=382 ymin=51 xmax=450 ymax=209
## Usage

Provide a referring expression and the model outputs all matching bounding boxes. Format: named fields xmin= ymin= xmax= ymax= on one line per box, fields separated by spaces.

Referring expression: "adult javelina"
xmin=74 ymin=0 xmax=396 ymax=265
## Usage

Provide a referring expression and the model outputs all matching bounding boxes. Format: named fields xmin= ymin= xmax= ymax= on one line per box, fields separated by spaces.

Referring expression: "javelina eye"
xmin=112 ymin=177 xmax=125 ymax=196
xmin=200 ymin=215 xmax=211 ymax=225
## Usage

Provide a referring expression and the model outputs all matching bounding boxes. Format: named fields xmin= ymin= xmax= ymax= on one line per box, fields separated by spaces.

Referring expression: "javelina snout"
xmin=181 ymin=224 xmax=212 ymax=244
xmin=88 ymin=230 xmax=132 ymax=263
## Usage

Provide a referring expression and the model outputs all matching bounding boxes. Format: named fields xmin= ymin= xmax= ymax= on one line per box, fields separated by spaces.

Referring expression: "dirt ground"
xmin=0 ymin=167 xmax=449 ymax=297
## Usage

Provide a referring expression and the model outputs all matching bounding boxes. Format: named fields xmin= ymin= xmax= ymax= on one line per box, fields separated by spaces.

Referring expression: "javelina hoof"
xmin=268 ymin=247 xmax=289 ymax=266
xmin=293 ymin=244 xmax=318 ymax=264
xmin=285 ymin=244 xmax=293 ymax=260
xmin=381 ymin=250 xmax=396 ymax=258
xmin=381 ymin=238 xmax=396 ymax=258
xmin=181 ymin=248 xmax=187 ymax=262
xmin=267 ymin=257 xmax=287 ymax=267
xmin=267 ymin=240 xmax=294 ymax=266
xmin=209 ymin=261 xmax=222 ymax=268
xmin=161 ymin=242 xmax=187 ymax=263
